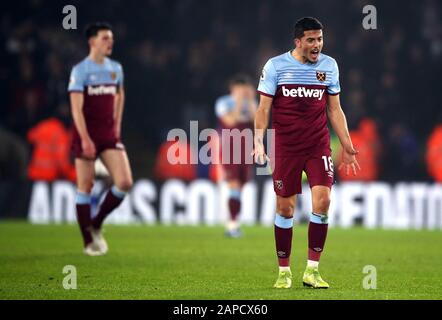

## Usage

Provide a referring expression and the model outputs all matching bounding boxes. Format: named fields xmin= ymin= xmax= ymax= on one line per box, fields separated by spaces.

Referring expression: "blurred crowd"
xmin=0 ymin=0 xmax=441 ymax=182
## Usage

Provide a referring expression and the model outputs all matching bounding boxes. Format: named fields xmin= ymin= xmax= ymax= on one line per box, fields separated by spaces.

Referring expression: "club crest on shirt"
xmin=110 ymin=72 xmax=117 ymax=80
xmin=275 ymin=180 xmax=283 ymax=190
xmin=316 ymin=71 xmax=326 ymax=82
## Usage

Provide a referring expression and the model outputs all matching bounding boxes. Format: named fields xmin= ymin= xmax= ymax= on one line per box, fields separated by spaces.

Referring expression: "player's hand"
xmin=232 ymin=87 xmax=247 ymax=104
xmin=81 ymin=137 xmax=96 ymax=160
xmin=338 ymin=146 xmax=361 ymax=176
xmin=244 ymin=86 xmax=256 ymax=101
xmin=252 ymin=142 xmax=270 ymax=165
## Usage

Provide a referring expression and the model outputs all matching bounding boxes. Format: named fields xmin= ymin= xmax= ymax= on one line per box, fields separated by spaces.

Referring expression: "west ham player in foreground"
xmin=253 ymin=17 xmax=360 ymax=288
xmin=215 ymin=75 xmax=257 ymax=237
xmin=68 ymin=23 xmax=133 ymax=256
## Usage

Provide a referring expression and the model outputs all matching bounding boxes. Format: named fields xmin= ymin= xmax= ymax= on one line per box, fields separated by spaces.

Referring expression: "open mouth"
xmin=310 ymin=49 xmax=319 ymax=59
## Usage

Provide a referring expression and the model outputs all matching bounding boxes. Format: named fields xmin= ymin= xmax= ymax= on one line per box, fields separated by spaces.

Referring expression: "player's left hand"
xmin=338 ymin=146 xmax=361 ymax=176
xmin=251 ymin=142 xmax=270 ymax=165
xmin=244 ymin=86 xmax=256 ymax=101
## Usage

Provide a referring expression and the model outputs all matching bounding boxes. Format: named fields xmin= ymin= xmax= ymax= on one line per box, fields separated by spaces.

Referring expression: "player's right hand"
xmin=81 ymin=137 xmax=96 ymax=160
xmin=252 ymin=142 xmax=270 ymax=165
xmin=232 ymin=90 xmax=244 ymax=105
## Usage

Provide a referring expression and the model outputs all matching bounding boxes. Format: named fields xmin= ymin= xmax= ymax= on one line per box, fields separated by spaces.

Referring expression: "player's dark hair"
xmin=229 ymin=74 xmax=253 ymax=87
xmin=294 ymin=17 xmax=323 ymax=39
xmin=85 ymin=22 xmax=113 ymax=39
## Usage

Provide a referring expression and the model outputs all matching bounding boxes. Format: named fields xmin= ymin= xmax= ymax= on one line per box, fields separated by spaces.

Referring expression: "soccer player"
xmin=215 ymin=75 xmax=257 ymax=237
xmin=68 ymin=22 xmax=133 ymax=256
xmin=253 ymin=17 xmax=360 ymax=288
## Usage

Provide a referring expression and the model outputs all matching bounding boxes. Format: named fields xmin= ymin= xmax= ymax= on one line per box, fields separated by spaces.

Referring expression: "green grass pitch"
xmin=0 ymin=222 xmax=441 ymax=300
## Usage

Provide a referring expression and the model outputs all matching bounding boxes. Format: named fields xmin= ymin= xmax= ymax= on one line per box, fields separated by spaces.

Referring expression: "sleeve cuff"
xmin=257 ymin=90 xmax=274 ymax=98
xmin=327 ymin=91 xmax=340 ymax=96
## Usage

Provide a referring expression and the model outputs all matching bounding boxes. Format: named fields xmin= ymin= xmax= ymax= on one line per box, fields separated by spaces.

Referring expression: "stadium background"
xmin=0 ymin=0 xmax=441 ymax=227
xmin=0 ymin=0 xmax=442 ymax=301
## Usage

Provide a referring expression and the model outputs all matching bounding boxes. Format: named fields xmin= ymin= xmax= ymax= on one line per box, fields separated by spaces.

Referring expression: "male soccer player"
xmin=253 ymin=17 xmax=360 ymax=288
xmin=68 ymin=22 xmax=133 ymax=256
xmin=215 ymin=75 xmax=257 ymax=237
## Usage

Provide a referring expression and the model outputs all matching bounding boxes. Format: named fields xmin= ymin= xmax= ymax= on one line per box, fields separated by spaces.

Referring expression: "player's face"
xmin=91 ymin=30 xmax=114 ymax=56
xmin=231 ymin=84 xmax=254 ymax=100
xmin=295 ymin=30 xmax=323 ymax=63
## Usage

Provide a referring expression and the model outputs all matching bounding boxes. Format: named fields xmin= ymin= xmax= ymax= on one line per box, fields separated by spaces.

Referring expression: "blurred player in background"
xmin=215 ymin=75 xmax=257 ymax=237
xmin=68 ymin=22 xmax=133 ymax=256
xmin=253 ymin=17 xmax=360 ymax=288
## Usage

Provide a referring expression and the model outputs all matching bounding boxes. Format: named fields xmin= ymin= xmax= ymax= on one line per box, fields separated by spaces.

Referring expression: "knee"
xmin=277 ymin=203 xmax=294 ymax=218
xmin=315 ymin=195 xmax=331 ymax=213
xmin=115 ymin=177 xmax=133 ymax=192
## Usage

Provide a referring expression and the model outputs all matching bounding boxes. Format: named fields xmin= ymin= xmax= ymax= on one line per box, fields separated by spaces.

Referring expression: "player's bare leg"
xmin=99 ymin=148 xmax=133 ymax=191
xmin=225 ymin=179 xmax=242 ymax=238
xmin=75 ymin=158 xmax=103 ymax=256
xmin=273 ymin=194 xmax=296 ymax=288
xmin=303 ymin=185 xmax=330 ymax=288
xmin=94 ymin=148 xmax=133 ymax=229
xmin=90 ymin=149 xmax=133 ymax=253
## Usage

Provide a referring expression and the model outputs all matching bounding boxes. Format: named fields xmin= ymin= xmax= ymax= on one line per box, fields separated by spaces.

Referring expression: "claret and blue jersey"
xmin=68 ymin=57 xmax=123 ymax=93
xmin=68 ymin=57 xmax=123 ymax=140
xmin=257 ymin=51 xmax=341 ymax=156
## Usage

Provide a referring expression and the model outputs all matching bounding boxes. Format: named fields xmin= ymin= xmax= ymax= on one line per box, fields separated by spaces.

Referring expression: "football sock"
xmin=228 ymin=189 xmax=241 ymax=223
xmin=307 ymin=260 xmax=319 ymax=268
xmin=75 ymin=191 xmax=93 ymax=247
xmin=308 ymin=212 xmax=329 ymax=263
xmin=92 ymin=186 xmax=126 ymax=230
xmin=274 ymin=213 xmax=294 ymax=267
xmin=279 ymin=266 xmax=291 ymax=272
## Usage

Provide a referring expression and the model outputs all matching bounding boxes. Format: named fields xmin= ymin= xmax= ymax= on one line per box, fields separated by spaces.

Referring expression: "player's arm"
xmin=253 ymin=59 xmax=277 ymax=164
xmin=327 ymin=94 xmax=360 ymax=175
xmin=220 ymin=103 xmax=241 ymax=127
xmin=114 ymin=85 xmax=125 ymax=139
xmin=253 ymin=95 xmax=273 ymax=164
xmin=70 ymin=92 xmax=96 ymax=159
